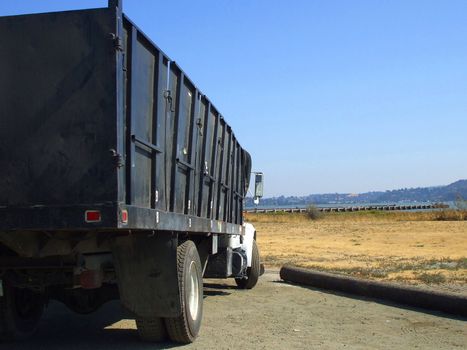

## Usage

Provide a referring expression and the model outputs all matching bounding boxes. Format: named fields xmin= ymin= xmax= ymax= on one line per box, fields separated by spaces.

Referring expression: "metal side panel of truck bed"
xmin=0 ymin=2 xmax=252 ymax=234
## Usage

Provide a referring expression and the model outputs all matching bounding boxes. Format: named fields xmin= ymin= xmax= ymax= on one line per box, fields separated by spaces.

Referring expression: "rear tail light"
xmin=85 ymin=210 xmax=101 ymax=223
xmin=121 ymin=209 xmax=128 ymax=224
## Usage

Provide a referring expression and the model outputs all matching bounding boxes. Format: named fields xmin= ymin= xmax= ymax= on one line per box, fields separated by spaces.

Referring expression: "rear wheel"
xmin=0 ymin=282 xmax=44 ymax=341
xmin=235 ymin=240 xmax=260 ymax=289
xmin=165 ymin=240 xmax=203 ymax=344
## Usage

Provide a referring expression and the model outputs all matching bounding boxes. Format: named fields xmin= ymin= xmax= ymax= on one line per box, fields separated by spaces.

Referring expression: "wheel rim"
xmin=188 ymin=261 xmax=200 ymax=320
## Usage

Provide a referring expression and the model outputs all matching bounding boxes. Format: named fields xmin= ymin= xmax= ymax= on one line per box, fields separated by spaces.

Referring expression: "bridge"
xmin=244 ymin=203 xmax=448 ymax=214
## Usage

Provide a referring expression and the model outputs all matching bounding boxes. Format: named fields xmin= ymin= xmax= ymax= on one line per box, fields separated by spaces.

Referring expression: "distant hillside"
xmin=245 ymin=180 xmax=467 ymax=207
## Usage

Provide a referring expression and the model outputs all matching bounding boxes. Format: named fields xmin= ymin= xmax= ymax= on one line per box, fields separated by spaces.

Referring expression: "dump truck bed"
xmin=0 ymin=5 xmax=251 ymax=234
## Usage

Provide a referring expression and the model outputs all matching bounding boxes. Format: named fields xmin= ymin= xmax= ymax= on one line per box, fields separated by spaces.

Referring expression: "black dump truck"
xmin=0 ymin=0 xmax=264 ymax=344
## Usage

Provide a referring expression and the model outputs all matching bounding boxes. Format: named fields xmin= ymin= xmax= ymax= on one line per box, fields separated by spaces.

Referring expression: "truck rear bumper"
xmin=0 ymin=204 xmax=119 ymax=231
xmin=0 ymin=205 xmax=245 ymax=235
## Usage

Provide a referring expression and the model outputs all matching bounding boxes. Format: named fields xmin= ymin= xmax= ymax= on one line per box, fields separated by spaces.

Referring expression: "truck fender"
xmin=242 ymin=223 xmax=256 ymax=268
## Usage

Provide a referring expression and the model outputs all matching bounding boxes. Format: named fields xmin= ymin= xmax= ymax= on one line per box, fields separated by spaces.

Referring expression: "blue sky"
xmin=2 ymin=0 xmax=466 ymax=196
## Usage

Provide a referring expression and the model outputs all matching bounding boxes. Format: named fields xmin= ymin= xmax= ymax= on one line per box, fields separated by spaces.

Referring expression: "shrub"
xmin=433 ymin=209 xmax=467 ymax=221
xmin=417 ymin=272 xmax=446 ymax=284
xmin=455 ymin=195 xmax=467 ymax=210
xmin=306 ymin=205 xmax=323 ymax=220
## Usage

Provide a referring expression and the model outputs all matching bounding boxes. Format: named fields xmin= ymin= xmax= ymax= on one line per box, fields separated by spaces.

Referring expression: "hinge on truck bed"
xmin=109 ymin=149 xmax=124 ymax=168
xmin=164 ymin=90 xmax=176 ymax=113
xmin=108 ymin=33 xmax=123 ymax=51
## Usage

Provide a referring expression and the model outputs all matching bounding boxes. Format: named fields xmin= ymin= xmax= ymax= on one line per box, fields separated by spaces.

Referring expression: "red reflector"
xmin=121 ymin=210 xmax=128 ymax=224
xmin=85 ymin=210 xmax=101 ymax=223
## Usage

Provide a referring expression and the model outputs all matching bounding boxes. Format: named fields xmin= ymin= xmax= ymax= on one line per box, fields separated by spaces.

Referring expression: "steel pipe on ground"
xmin=280 ymin=265 xmax=467 ymax=317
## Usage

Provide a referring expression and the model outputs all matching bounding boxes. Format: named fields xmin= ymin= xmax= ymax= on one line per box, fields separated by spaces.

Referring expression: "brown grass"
xmin=250 ymin=211 xmax=467 ymax=293
xmin=246 ymin=209 xmax=467 ymax=223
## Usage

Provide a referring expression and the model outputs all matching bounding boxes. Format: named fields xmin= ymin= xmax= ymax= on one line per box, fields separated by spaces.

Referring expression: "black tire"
xmin=61 ymin=289 xmax=103 ymax=315
xmin=235 ymin=240 xmax=260 ymax=289
xmin=165 ymin=241 xmax=203 ymax=344
xmin=136 ymin=317 xmax=167 ymax=342
xmin=0 ymin=282 xmax=44 ymax=341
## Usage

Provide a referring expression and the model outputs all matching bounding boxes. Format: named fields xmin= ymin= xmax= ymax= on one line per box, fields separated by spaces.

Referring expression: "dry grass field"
xmin=248 ymin=210 xmax=467 ymax=294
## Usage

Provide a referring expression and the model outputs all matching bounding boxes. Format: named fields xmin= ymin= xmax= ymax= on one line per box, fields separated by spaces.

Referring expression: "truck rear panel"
xmin=0 ymin=9 xmax=118 ymax=207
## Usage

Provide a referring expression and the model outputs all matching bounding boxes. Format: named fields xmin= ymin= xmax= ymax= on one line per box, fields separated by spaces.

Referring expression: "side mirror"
xmin=254 ymin=173 xmax=264 ymax=203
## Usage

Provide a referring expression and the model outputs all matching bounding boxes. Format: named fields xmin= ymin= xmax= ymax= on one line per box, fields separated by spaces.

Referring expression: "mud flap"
xmin=112 ymin=233 xmax=180 ymax=318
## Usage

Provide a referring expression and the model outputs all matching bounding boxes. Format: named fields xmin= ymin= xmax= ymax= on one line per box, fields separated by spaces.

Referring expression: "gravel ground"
xmin=6 ymin=271 xmax=466 ymax=350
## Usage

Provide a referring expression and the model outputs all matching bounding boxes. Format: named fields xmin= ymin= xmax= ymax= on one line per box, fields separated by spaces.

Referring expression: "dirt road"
xmin=6 ymin=271 xmax=466 ymax=350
